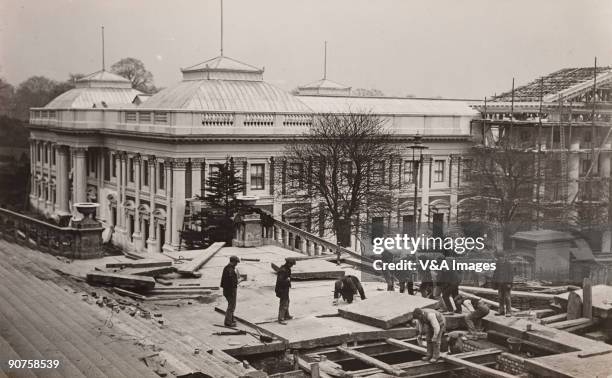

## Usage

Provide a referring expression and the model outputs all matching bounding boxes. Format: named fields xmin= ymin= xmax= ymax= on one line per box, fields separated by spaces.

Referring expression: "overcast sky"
xmin=1 ymin=0 xmax=611 ymax=99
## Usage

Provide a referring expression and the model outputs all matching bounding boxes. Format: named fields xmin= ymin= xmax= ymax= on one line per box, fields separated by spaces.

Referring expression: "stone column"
xmin=46 ymin=143 xmax=53 ymax=211
xmin=601 ymin=146 xmax=612 ymax=253
xmin=171 ymin=158 xmax=188 ymax=249
xmin=163 ymin=159 xmax=173 ymax=251
xmin=148 ymin=156 xmax=157 ymax=252
xmin=449 ymin=155 xmax=460 ymax=226
xmin=57 ymin=146 xmax=71 ymax=215
xmin=73 ymin=147 xmax=88 ymax=204
xmin=419 ymin=155 xmax=432 ymax=230
xmin=116 ymin=152 xmax=124 ymax=229
xmin=132 ymin=154 xmax=143 ymax=250
xmin=191 ymin=158 xmax=205 ymax=198
xmin=568 ymin=136 xmax=580 ymax=224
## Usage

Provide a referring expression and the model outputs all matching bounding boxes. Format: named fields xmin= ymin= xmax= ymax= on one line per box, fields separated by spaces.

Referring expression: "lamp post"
xmin=409 ymin=133 xmax=428 ymax=236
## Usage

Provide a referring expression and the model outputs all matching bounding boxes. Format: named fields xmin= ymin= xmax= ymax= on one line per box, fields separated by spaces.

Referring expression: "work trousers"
xmin=382 ymin=270 xmax=395 ymax=291
xmin=224 ymin=292 xmax=237 ymax=326
xmin=423 ymin=322 xmax=446 ymax=360
xmin=442 ymin=284 xmax=461 ymax=313
xmin=498 ymin=285 xmax=512 ymax=315
xmin=399 ymin=280 xmax=414 ymax=295
xmin=465 ymin=309 xmax=489 ymax=333
xmin=278 ymin=296 xmax=291 ymax=320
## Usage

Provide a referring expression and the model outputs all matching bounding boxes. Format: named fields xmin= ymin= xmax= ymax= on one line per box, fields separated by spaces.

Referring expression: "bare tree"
xmin=110 ymin=57 xmax=156 ymax=93
xmin=278 ymin=112 xmax=399 ymax=246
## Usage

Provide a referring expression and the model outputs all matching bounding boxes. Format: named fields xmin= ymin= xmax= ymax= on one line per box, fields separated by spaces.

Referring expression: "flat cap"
xmin=285 ymin=257 xmax=296 ymax=264
xmin=229 ymin=255 xmax=240 ymax=263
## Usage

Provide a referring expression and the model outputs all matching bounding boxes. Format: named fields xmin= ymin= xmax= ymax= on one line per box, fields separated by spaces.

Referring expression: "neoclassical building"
xmin=28 ymin=54 xmax=478 ymax=253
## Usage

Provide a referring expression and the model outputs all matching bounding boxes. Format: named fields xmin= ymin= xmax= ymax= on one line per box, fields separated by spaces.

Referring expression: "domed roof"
xmin=143 ymin=55 xmax=310 ymax=113
xmin=45 ymin=69 xmax=140 ymax=109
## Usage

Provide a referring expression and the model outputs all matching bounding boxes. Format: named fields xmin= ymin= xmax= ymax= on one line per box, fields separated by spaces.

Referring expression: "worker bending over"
xmin=464 ymin=297 xmax=490 ymax=334
xmin=413 ymin=307 xmax=447 ymax=363
xmin=333 ymin=275 xmax=366 ymax=304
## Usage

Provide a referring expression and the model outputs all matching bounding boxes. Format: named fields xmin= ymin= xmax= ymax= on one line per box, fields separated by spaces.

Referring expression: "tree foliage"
xmin=198 ymin=157 xmax=245 ymax=217
xmin=280 ymin=112 xmax=399 ymax=246
xmin=110 ymin=57 xmax=156 ymax=93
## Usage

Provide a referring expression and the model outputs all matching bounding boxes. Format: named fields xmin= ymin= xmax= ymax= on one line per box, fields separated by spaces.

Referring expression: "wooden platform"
xmin=271 ymin=259 xmax=345 ymax=280
xmin=338 ymin=292 xmax=437 ymax=329
xmin=259 ymin=315 xmax=416 ymax=349
xmin=555 ymin=285 xmax=612 ymax=319
xmin=525 ymin=350 xmax=612 ymax=378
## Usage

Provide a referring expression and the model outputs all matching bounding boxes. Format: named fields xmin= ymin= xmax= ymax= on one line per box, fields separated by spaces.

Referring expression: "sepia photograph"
xmin=0 ymin=0 xmax=611 ymax=377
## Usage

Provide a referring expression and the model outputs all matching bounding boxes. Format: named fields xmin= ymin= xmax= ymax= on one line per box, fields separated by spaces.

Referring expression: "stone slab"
xmin=525 ymin=350 xmax=612 ymax=378
xmin=86 ymin=271 xmax=156 ymax=291
xmin=338 ymin=292 xmax=437 ymax=329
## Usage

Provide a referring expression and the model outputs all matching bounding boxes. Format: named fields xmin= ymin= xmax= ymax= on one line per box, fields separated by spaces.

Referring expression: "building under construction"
xmin=466 ymin=65 xmax=612 ymax=284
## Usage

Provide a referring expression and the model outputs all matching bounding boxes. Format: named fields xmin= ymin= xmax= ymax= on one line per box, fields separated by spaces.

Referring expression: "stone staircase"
xmin=0 ymin=240 xmax=251 ymax=377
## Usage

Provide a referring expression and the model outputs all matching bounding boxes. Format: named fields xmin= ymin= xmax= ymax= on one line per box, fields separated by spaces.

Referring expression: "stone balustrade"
xmin=0 ymin=207 xmax=103 ymax=259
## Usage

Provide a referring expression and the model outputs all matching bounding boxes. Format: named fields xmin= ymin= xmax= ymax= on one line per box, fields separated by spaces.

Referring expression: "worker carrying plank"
xmin=492 ymin=252 xmax=514 ymax=316
xmin=413 ymin=307 xmax=446 ymax=363
xmin=220 ymin=255 xmax=241 ymax=327
xmin=464 ymin=297 xmax=490 ymax=334
xmin=333 ymin=275 xmax=366 ymax=304
xmin=275 ymin=257 xmax=296 ymax=325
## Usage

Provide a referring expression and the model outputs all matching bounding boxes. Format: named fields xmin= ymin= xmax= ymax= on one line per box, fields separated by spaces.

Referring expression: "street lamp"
xmin=409 ymin=133 xmax=428 ymax=236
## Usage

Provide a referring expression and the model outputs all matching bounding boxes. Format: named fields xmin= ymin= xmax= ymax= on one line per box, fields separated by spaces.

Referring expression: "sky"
xmin=1 ymin=0 xmax=611 ymax=99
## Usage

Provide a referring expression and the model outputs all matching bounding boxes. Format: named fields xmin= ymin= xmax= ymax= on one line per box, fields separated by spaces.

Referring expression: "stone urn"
xmin=72 ymin=202 xmax=101 ymax=229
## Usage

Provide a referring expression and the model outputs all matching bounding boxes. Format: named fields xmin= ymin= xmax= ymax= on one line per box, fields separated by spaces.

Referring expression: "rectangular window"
xmin=89 ymin=152 xmax=96 ymax=174
xmin=37 ymin=145 xmax=41 ymax=162
xmin=52 ymin=147 xmax=56 ymax=166
xmin=520 ymin=130 xmax=530 ymax=142
xmin=580 ymin=159 xmax=592 ymax=177
xmin=373 ymin=161 xmax=385 ymax=184
xmin=250 ymin=164 xmax=265 ymax=190
xmin=143 ymin=160 xmax=149 ymax=186
xmin=128 ymin=158 xmax=134 ymax=183
xmin=103 ymin=153 xmax=110 ymax=181
xmin=289 ymin=162 xmax=304 ymax=189
xmin=340 ymin=162 xmax=352 ymax=186
xmin=404 ymin=160 xmax=414 ymax=184
xmin=44 ymin=145 xmax=48 ymax=164
xmin=111 ymin=154 xmax=117 ymax=178
xmin=462 ymin=159 xmax=472 ymax=182
xmin=434 ymin=160 xmax=445 ymax=182
xmin=158 ymin=162 xmax=165 ymax=190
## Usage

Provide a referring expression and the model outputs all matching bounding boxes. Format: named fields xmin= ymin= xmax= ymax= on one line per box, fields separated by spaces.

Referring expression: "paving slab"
xmin=525 ymin=350 xmax=612 ymax=378
xmin=338 ymin=292 xmax=438 ymax=329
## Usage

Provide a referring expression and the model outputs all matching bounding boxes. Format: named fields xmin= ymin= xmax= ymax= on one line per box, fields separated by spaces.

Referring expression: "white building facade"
xmin=28 ymin=54 xmax=479 ymax=253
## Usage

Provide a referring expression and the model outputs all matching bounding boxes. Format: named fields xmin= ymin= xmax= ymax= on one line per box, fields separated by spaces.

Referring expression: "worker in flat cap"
xmin=275 ymin=257 xmax=296 ymax=324
xmin=220 ymin=255 xmax=241 ymax=327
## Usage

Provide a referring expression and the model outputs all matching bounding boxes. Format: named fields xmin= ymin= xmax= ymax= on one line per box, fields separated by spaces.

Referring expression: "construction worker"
xmin=275 ymin=257 xmax=296 ymax=324
xmin=464 ymin=297 xmax=490 ymax=334
xmin=220 ymin=255 xmax=240 ymax=327
xmin=381 ymin=249 xmax=395 ymax=291
xmin=419 ymin=261 xmax=434 ymax=298
xmin=413 ymin=307 xmax=446 ymax=363
xmin=492 ymin=253 xmax=514 ymax=316
xmin=439 ymin=259 xmax=462 ymax=313
xmin=333 ymin=275 xmax=366 ymax=304
xmin=395 ymin=254 xmax=415 ymax=295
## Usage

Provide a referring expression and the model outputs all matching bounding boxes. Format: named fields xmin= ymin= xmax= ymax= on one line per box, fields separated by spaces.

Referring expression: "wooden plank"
xmin=460 ymin=285 xmax=554 ymax=300
xmin=214 ymin=306 xmax=286 ymax=342
xmin=350 ymin=348 xmax=501 ymax=377
xmin=105 ymin=259 xmax=172 ymax=269
xmin=121 ymin=266 xmax=176 ymax=277
xmin=112 ymin=287 xmax=146 ymax=300
xmin=583 ymin=278 xmax=592 ymax=319
xmin=336 ymin=346 xmax=404 ymax=377
xmin=566 ymin=291 xmax=582 ymax=320
xmin=548 ymin=317 xmax=594 ymax=330
xmin=270 ymin=260 xmax=345 ymax=280
xmin=386 ymin=338 xmax=516 ymax=378
xmin=540 ymin=313 xmax=567 ymax=325
xmin=338 ymin=292 xmax=437 ymax=329
xmin=533 ymin=309 xmax=557 ymax=318
xmin=86 ymin=271 xmax=155 ymax=291
xmin=295 ymin=356 xmax=334 ymax=378
xmin=176 ymin=242 xmax=225 ymax=276
xmin=457 ymin=290 xmax=519 ymax=312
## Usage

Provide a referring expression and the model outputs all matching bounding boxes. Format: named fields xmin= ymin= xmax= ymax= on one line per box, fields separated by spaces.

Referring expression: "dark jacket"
xmin=439 ymin=268 xmax=461 ymax=288
xmin=220 ymin=263 xmax=238 ymax=297
xmin=334 ymin=275 xmax=366 ymax=302
xmin=493 ymin=259 xmax=514 ymax=287
xmin=275 ymin=264 xmax=292 ymax=298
